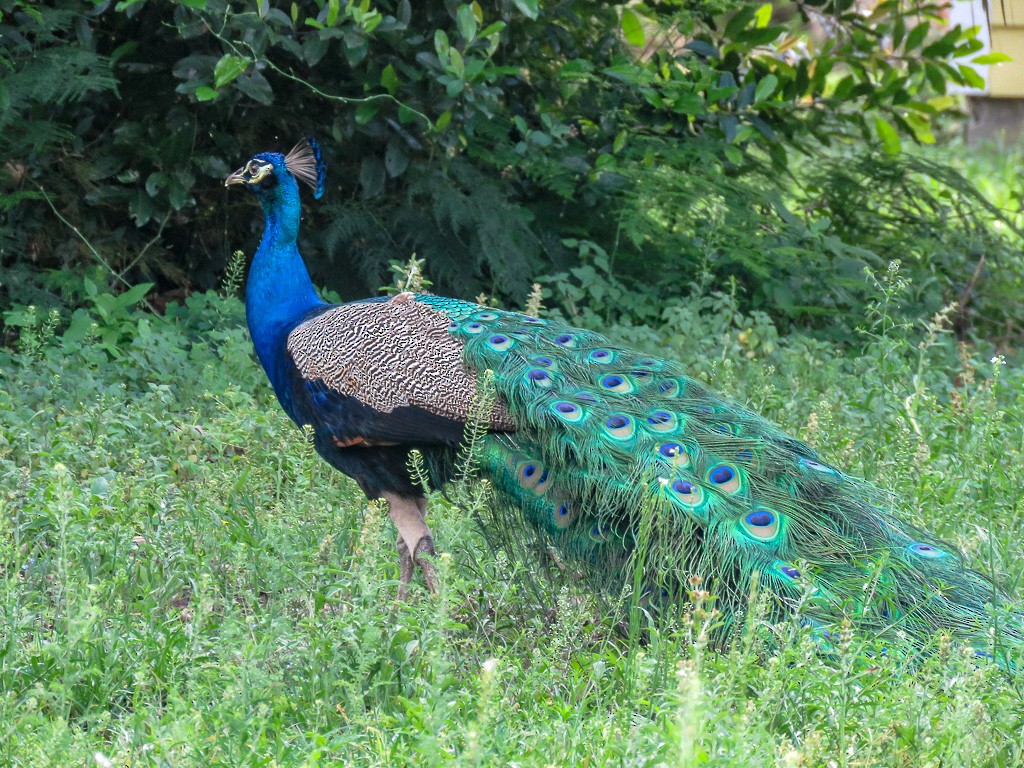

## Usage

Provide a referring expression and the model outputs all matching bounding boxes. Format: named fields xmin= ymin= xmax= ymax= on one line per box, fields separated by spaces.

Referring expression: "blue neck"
xmin=245 ymin=175 xmax=326 ymax=395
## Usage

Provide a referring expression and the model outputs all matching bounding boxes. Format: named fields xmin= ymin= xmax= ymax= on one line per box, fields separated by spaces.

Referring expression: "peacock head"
xmin=224 ymin=137 xmax=326 ymax=202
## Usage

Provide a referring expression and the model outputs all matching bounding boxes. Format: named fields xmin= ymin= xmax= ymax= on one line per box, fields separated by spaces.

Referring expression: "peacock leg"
xmin=383 ymin=493 xmax=438 ymax=599
xmin=414 ymin=497 xmax=439 ymax=593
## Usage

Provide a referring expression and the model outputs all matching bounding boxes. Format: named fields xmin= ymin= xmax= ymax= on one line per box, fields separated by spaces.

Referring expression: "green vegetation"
xmin=4 ymin=0 xmax=1024 ymax=764
xmin=3 ymin=262 xmax=1024 ymax=764
xmin=4 ymin=0 xmax=1023 ymax=339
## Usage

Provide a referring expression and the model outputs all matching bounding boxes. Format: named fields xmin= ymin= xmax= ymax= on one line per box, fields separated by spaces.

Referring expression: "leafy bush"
xmin=1 ymin=0 xmax=1017 ymax=340
xmin=607 ymin=141 xmax=1024 ymax=334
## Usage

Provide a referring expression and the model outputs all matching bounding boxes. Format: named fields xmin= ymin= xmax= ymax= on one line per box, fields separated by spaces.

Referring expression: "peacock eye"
xmin=246 ymin=161 xmax=258 ymax=175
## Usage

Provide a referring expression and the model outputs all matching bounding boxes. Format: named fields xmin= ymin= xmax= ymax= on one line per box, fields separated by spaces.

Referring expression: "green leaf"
xmin=958 ymin=64 xmax=985 ymax=89
xmin=750 ymin=115 xmax=777 ymax=140
xmin=927 ymin=94 xmax=956 ymax=111
xmin=384 ymin=141 xmax=409 ymax=177
xmin=457 ymin=4 xmax=477 ymax=41
xmin=236 ymin=71 xmax=274 ymax=105
xmin=213 ymin=54 xmax=249 ymax=88
xmin=953 ymin=37 xmax=984 ymax=56
xmin=923 ymin=62 xmax=948 ymax=93
xmin=178 ymin=0 xmax=207 ymax=9
xmin=434 ymin=29 xmax=450 ymax=58
xmin=620 ymin=9 xmax=645 ymax=47
xmin=922 ymin=29 xmax=960 ymax=57
xmin=448 ymin=48 xmax=465 ymax=78
xmin=62 ymin=309 xmax=94 ymax=343
xmin=511 ymin=0 xmax=538 ymax=20
xmin=359 ymin=156 xmax=386 ymax=198
xmin=145 ymin=172 xmax=170 ymax=197
xmin=168 ymin=180 xmax=191 ymax=210
xmin=479 ymin=21 xmax=506 ymax=38
xmin=723 ymin=144 xmax=744 ymax=165
xmin=724 ymin=5 xmax=756 ymax=38
xmin=445 ymin=75 xmax=464 ymax=97
xmin=874 ymin=117 xmax=901 ymax=155
xmin=904 ymin=22 xmax=929 ymax=51
xmin=397 ymin=104 xmax=419 ymax=124
xmin=972 ymin=52 xmax=1012 ymax=65
xmin=381 ymin=64 xmax=398 ymax=94
xmin=435 ymin=110 xmax=452 ymax=131
xmin=892 ymin=15 xmax=906 ymax=47
xmin=684 ymin=39 xmax=719 ymax=59
xmin=737 ymin=81 xmax=757 ymax=108
xmin=355 ymin=101 xmax=381 ymax=124
xmin=719 ymin=113 xmax=739 ymax=141
xmin=754 ymin=74 xmax=778 ymax=102
xmin=753 ymin=3 xmax=773 ymax=28
xmin=195 ymin=86 xmax=219 ymax=101
xmin=559 ymin=59 xmax=593 ymax=80
xmin=904 ymin=113 xmax=935 ymax=144
xmin=360 ymin=11 xmax=382 ymax=33
xmin=342 ymin=29 xmax=369 ymax=67
xmin=117 ymin=283 xmax=155 ymax=310
xmin=735 ymin=26 xmax=784 ymax=46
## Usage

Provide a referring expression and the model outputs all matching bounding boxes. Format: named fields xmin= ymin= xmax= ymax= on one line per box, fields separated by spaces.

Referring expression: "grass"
xmin=2 ymin=267 xmax=1024 ymax=767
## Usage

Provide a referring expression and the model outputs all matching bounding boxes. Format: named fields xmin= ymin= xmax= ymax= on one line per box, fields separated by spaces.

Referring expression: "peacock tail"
xmin=415 ymin=296 xmax=1023 ymax=658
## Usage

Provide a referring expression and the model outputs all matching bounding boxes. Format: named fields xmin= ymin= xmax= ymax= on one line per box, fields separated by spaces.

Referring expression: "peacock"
xmin=225 ymin=138 xmax=1023 ymax=663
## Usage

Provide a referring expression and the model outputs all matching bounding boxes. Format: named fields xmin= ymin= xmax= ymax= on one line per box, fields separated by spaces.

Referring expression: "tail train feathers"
xmin=426 ymin=297 xmax=1023 ymax=661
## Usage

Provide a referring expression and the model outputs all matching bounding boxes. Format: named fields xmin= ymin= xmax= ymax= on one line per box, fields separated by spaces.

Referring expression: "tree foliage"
xmin=1 ymin=0 xmax=1020 ymax=338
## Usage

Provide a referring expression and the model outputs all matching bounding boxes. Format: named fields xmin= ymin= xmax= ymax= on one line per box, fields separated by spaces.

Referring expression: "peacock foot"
xmin=396 ymin=534 xmax=439 ymax=601
xmin=384 ymin=492 xmax=439 ymax=600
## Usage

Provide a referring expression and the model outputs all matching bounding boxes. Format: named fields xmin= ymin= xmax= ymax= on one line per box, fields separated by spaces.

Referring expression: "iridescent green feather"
xmin=419 ymin=297 xmax=1023 ymax=659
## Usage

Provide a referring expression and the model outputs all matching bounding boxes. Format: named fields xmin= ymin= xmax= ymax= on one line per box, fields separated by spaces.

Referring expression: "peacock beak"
xmin=224 ymin=167 xmax=247 ymax=188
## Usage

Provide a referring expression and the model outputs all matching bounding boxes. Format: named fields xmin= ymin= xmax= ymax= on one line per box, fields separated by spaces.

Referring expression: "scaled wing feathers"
xmin=286 ymin=296 xmax=515 ymax=435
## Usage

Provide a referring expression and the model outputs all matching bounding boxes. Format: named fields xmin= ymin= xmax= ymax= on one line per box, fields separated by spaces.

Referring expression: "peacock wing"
xmin=285 ymin=294 xmax=516 ymax=447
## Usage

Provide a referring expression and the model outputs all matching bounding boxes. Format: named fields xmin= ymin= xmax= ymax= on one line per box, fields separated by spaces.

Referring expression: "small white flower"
xmin=991 ymin=355 xmax=1006 ymax=366
xmin=94 ymin=753 xmax=114 ymax=768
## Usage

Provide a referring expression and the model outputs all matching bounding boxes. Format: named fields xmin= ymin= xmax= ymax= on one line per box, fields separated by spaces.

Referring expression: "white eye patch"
xmin=247 ymin=162 xmax=273 ymax=184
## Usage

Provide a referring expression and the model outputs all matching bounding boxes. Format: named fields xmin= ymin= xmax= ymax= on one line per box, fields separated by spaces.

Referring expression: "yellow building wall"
xmin=990 ymin=0 xmax=1023 ymax=27
xmin=990 ymin=0 xmax=1024 ymax=96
